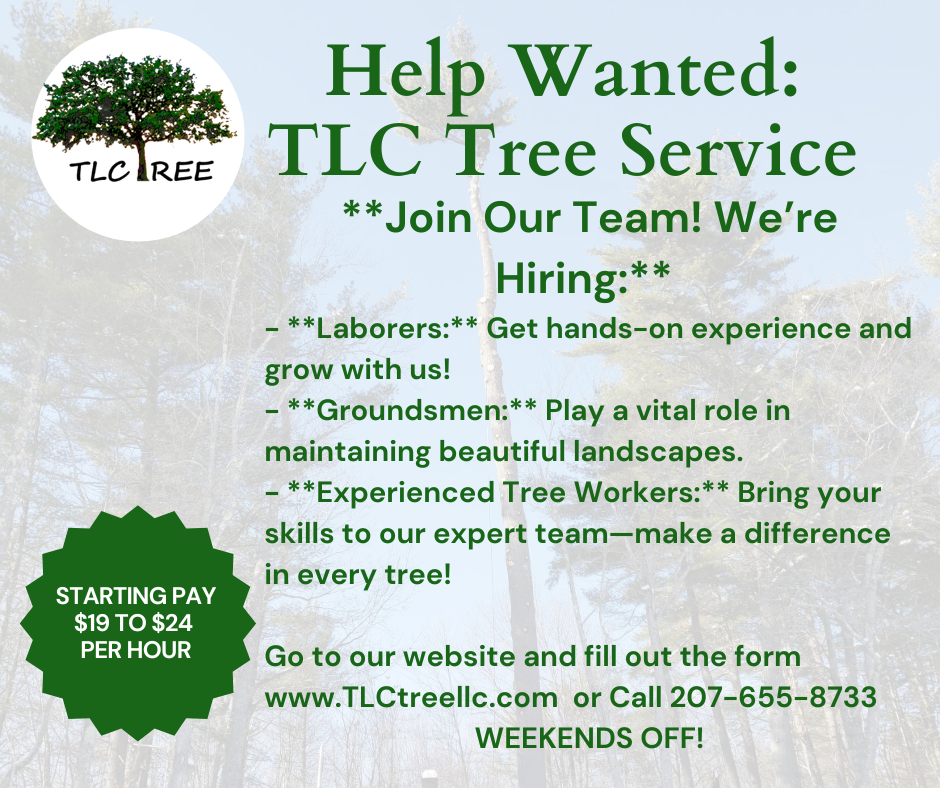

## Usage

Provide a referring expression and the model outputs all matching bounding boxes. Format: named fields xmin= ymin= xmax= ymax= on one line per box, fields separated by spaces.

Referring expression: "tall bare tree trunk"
xmin=759 ymin=566 xmax=803 ymax=787
xmin=139 ymin=350 xmax=159 ymax=506
xmin=639 ymin=550 xmax=677 ymax=788
xmin=817 ymin=610 xmax=852 ymax=788
xmin=468 ymin=166 xmax=546 ymax=788
xmin=564 ymin=553 xmax=624 ymax=788
xmin=106 ymin=732 xmax=128 ymax=788
xmin=126 ymin=733 xmax=154 ymax=788
xmin=216 ymin=557 xmax=268 ymax=787
xmin=167 ymin=723 xmax=193 ymax=788
xmin=686 ymin=580 xmax=742 ymax=788
xmin=73 ymin=720 xmax=97 ymax=788
xmin=857 ymin=544 xmax=886 ymax=788
xmin=0 ymin=319 xmax=49 ymax=563
xmin=727 ymin=658 xmax=763 ymax=788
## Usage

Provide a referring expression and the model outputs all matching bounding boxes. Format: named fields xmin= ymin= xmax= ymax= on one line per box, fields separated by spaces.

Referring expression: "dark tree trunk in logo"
xmin=135 ymin=139 xmax=148 ymax=182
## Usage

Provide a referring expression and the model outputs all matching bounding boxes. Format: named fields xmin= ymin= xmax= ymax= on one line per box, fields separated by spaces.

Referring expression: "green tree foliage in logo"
xmin=33 ymin=55 xmax=236 ymax=181
xmin=21 ymin=506 xmax=255 ymax=739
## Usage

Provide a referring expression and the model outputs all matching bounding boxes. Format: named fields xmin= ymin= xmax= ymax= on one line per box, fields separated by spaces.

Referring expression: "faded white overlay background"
xmin=1 ymin=1 xmax=939 ymax=786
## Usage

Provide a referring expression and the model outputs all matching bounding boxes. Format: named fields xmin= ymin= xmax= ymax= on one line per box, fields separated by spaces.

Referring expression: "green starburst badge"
xmin=21 ymin=506 xmax=255 ymax=740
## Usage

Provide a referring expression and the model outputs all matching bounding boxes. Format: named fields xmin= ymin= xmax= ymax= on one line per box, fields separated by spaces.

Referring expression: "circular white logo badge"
xmin=32 ymin=29 xmax=244 ymax=242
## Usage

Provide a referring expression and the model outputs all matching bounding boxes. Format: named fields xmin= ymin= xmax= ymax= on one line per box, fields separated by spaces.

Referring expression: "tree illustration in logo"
xmin=34 ymin=54 xmax=236 ymax=181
